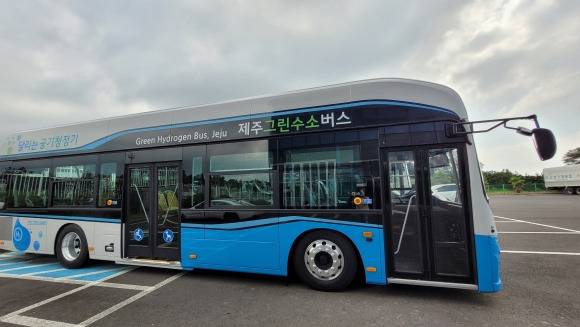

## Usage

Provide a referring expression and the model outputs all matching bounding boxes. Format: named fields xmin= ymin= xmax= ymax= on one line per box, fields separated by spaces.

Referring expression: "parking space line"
xmin=0 ymin=263 xmax=58 ymax=273
xmin=78 ymin=271 xmax=188 ymax=326
xmin=499 ymin=231 xmax=578 ymax=234
xmin=0 ymin=266 xmax=138 ymax=326
xmin=2 ymin=315 xmax=81 ymax=327
xmin=67 ymin=267 xmax=133 ymax=282
xmin=502 ymin=250 xmax=580 ymax=256
xmin=0 ymin=272 xmax=93 ymax=286
xmin=495 ymin=215 xmax=580 ymax=233
xmin=97 ymin=282 xmax=150 ymax=291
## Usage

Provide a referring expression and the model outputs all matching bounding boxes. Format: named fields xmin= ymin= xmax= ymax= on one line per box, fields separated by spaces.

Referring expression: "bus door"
xmin=125 ymin=163 xmax=181 ymax=261
xmin=381 ymin=147 xmax=474 ymax=284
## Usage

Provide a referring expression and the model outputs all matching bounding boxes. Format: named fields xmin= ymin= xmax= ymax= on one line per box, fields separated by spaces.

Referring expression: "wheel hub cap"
xmin=304 ymin=239 xmax=344 ymax=281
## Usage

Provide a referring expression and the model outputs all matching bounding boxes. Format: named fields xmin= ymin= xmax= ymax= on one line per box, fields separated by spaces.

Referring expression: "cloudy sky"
xmin=1 ymin=0 xmax=578 ymax=175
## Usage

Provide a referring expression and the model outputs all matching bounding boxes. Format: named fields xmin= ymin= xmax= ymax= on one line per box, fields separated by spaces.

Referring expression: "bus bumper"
xmin=475 ymin=234 xmax=502 ymax=292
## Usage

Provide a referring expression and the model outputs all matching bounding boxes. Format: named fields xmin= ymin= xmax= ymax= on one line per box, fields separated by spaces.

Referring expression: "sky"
xmin=0 ymin=0 xmax=578 ymax=175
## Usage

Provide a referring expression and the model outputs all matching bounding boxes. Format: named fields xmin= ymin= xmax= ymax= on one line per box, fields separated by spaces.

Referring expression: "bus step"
xmin=116 ymin=258 xmax=183 ymax=270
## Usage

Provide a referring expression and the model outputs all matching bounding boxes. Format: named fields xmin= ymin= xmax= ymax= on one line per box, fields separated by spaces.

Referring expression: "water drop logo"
xmin=13 ymin=218 xmax=31 ymax=251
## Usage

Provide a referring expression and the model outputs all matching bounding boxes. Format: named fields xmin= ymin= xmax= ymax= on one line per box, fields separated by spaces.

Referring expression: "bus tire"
xmin=293 ymin=230 xmax=357 ymax=291
xmin=56 ymin=224 xmax=89 ymax=269
xmin=567 ymin=188 xmax=574 ymax=195
xmin=575 ymin=188 xmax=580 ymax=195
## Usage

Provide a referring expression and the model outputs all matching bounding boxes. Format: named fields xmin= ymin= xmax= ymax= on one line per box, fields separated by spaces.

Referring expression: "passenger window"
xmin=98 ymin=162 xmax=123 ymax=207
xmin=53 ymin=163 xmax=96 ymax=206
xmin=0 ymin=164 xmax=8 ymax=209
xmin=210 ymin=173 xmax=273 ymax=206
xmin=208 ymin=141 xmax=274 ymax=207
xmin=280 ymin=134 xmax=381 ymax=209
xmin=6 ymin=163 xmax=51 ymax=208
xmin=183 ymin=146 xmax=205 ymax=209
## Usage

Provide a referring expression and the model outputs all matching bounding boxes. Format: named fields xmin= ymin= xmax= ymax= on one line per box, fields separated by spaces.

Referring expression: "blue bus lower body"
xmin=180 ymin=217 xmax=386 ymax=284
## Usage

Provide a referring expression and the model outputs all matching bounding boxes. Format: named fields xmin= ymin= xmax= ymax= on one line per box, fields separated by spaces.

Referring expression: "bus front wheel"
xmin=56 ymin=225 xmax=89 ymax=269
xmin=293 ymin=230 xmax=357 ymax=291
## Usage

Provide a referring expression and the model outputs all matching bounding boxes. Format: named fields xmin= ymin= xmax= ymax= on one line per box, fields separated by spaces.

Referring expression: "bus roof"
xmin=0 ymin=78 xmax=467 ymax=159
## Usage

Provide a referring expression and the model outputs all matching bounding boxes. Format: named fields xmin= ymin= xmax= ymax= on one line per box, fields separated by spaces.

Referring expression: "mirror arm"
xmin=446 ymin=115 xmax=540 ymax=137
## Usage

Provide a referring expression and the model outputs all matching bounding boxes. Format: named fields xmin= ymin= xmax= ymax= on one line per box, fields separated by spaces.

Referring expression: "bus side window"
xmin=280 ymin=133 xmax=380 ymax=210
xmin=7 ymin=162 xmax=51 ymax=208
xmin=0 ymin=166 xmax=8 ymax=209
xmin=98 ymin=153 xmax=125 ymax=208
xmin=183 ymin=146 xmax=206 ymax=209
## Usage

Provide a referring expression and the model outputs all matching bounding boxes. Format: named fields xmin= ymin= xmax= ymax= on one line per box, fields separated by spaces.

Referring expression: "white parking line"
xmin=499 ymin=232 xmax=578 ymax=234
xmin=0 ymin=266 xmax=137 ymax=326
xmin=495 ymin=215 xmax=580 ymax=233
xmin=0 ymin=263 xmax=56 ymax=273
xmin=495 ymin=215 xmax=580 ymax=256
xmin=78 ymin=271 xmax=188 ymax=326
xmin=502 ymin=250 xmax=580 ymax=256
xmin=0 ymin=267 xmax=187 ymax=327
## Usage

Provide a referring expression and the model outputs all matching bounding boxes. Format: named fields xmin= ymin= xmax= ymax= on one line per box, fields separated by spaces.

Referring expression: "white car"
xmin=431 ymin=184 xmax=458 ymax=202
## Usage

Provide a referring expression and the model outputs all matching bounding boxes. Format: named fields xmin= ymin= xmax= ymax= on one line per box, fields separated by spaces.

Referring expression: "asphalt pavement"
xmin=0 ymin=194 xmax=578 ymax=326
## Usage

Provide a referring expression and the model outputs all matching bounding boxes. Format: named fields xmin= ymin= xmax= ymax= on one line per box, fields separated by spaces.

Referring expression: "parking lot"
xmin=1 ymin=194 xmax=578 ymax=326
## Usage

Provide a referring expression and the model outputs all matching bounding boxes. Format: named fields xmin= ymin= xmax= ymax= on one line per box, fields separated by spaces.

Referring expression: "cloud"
xmin=0 ymin=0 xmax=577 ymax=177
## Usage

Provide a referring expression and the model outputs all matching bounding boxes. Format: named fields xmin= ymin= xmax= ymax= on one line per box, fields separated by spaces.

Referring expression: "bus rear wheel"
xmin=56 ymin=225 xmax=89 ymax=269
xmin=293 ymin=230 xmax=357 ymax=291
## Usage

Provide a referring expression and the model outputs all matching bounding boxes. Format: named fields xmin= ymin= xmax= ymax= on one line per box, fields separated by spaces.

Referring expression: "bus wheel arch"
xmin=55 ymin=224 xmax=89 ymax=269
xmin=290 ymin=229 xmax=361 ymax=291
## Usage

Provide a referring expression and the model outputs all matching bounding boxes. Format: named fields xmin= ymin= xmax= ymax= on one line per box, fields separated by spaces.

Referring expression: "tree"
xmin=509 ymin=176 xmax=525 ymax=193
xmin=483 ymin=169 xmax=515 ymax=185
xmin=563 ymin=147 xmax=580 ymax=165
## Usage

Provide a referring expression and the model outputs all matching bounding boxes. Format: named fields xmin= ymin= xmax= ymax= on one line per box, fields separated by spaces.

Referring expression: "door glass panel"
xmin=157 ymin=166 xmax=179 ymax=249
xmin=389 ymin=151 xmax=424 ymax=273
xmin=428 ymin=148 xmax=470 ymax=277
xmin=128 ymin=167 xmax=151 ymax=247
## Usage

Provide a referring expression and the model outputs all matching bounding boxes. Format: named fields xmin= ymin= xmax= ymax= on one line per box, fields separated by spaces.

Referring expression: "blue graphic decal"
xmin=13 ymin=219 xmax=31 ymax=251
xmin=134 ymin=228 xmax=144 ymax=241
xmin=163 ymin=229 xmax=174 ymax=243
xmin=33 ymin=241 xmax=40 ymax=251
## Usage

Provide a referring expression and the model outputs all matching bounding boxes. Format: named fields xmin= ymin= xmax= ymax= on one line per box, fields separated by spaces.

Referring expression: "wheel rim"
xmin=61 ymin=232 xmax=82 ymax=262
xmin=303 ymin=239 xmax=344 ymax=281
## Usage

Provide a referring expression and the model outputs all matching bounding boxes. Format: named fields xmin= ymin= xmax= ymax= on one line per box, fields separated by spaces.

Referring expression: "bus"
xmin=0 ymin=78 xmax=556 ymax=292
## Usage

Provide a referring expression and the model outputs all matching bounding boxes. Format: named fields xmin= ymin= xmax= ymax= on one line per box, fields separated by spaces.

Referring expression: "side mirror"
xmin=447 ymin=115 xmax=557 ymax=161
xmin=532 ymin=128 xmax=557 ymax=161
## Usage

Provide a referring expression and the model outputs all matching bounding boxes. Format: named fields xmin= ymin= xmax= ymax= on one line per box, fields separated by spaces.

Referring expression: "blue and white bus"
xmin=0 ymin=79 xmax=555 ymax=292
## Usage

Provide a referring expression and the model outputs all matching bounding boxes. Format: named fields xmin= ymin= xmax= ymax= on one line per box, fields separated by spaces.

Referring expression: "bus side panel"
xmin=180 ymin=222 xmax=281 ymax=272
xmin=180 ymin=224 xmax=204 ymax=268
xmin=203 ymin=223 xmax=280 ymax=269
xmin=1 ymin=216 xmax=52 ymax=253
xmin=0 ymin=215 xmax=16 ymax=251
xmin=0 ymin=215 xmax=120 ymax=263
xmin=474 ymin=234 xmax=502 ymax=292
xmin=90 ymin=222 xmax=122 ymax=261
xmin=279 ymin=217 xmax=386 ymax=285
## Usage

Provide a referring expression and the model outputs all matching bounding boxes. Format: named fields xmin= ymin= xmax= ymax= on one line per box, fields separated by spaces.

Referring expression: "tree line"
xmin=483 ymin=147 xmax=580 ymax=185
xmin=482 ymin=169 xmax=543 ymax=185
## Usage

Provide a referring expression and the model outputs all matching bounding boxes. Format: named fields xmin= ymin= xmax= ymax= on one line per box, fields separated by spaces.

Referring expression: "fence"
xmin=485 ymin=183 xmax=546 ymax=193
